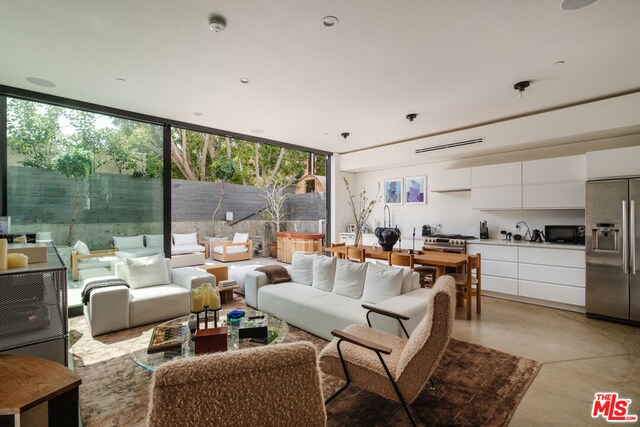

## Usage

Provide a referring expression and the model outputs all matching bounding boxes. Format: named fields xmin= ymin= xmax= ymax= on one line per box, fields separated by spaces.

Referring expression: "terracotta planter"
xmin=269 ymin=242 xmax=277 ymax=258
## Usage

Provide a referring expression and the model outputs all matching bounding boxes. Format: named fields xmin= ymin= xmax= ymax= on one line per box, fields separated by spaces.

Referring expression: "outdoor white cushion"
xmin=77 ymin=257 xmax=114 ymax=270
xmin=332 ymin=258 xmax=368 ymax=299
xmin=114 ymin=235 xmax=144 ymax=250
xmin=73 ymin=240 xmax=90 ymax=256
xmin=312 ymin=255 xmax=337 ymax=292
xmin=124 ymin=253 xmax=170 ymax=289
xmin=232 ymin=232 xmax=249 ymax=244
xmin=213 ymin=245 xmax=249 ymax=255
xmin=146 ymin=234 xmax=164 ymax=247
xmin=289 ymin=253 xmax=315 ymax=286
xmin=361 ymin=262 xmax=403 ymax=304
xmin=173 ymin=232 xmax=198 ymax=246
xmin=172 ymin=244 xmax=206 ymax=255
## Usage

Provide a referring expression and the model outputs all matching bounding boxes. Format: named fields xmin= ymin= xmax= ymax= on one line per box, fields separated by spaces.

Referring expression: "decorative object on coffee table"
xmin=195 ymin=327 xmax=228 ymax=354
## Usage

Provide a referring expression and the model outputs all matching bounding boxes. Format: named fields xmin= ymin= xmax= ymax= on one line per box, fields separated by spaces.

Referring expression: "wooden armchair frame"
xmin=71 ymin=249 xmax=116 ymax=281
xmin=210 ymin=240 xmax=253 ymax=262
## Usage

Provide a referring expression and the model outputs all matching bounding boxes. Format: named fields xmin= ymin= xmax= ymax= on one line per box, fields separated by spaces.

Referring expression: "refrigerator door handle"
xmin=632 ymin=200 xmax=636 ymax=275
xmin=623 ymin=200 xmax=628 ymax=274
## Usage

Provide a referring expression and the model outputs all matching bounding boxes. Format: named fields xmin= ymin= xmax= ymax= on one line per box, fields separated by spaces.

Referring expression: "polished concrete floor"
xmin=453 ymin=297 xmax=640 ymax=426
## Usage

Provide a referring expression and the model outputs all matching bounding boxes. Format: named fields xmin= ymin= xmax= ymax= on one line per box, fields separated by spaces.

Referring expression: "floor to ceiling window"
xmin=5 ymin=97 xmax=164 ymax=306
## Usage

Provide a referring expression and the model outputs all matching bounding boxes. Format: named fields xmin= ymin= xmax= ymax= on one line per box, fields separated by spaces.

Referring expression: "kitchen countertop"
xmin=468 ymin=238 xmax=585 ymax=251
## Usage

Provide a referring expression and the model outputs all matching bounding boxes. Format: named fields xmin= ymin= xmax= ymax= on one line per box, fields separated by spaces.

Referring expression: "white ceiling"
xmin=1 ymin=0 xmax=639 ymax=155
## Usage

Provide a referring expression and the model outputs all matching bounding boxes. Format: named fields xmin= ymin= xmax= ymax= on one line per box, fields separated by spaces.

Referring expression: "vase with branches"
xmin=261 ymin=181 xmax=291 ymax=256
xmin=344 ymin=177 xmax=380 ymax=247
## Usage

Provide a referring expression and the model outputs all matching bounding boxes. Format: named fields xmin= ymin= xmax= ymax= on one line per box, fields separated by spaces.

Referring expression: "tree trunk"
xmin=171 ymin=132 xmax=196 ymax=180
xmin=199 ymin=134 xmax=210 ymax=181
xmin=67 ymin=179 xmax=81 ymax=246
xmin=254 ymin=143 xmax=261 ymax=186
xmin=265 ymin=148 xmax=285 ymax=187
xmin=225 ymin=137 xmax=232 ymax=157
xmin=211 ymin=182 xmax=224 ymax=236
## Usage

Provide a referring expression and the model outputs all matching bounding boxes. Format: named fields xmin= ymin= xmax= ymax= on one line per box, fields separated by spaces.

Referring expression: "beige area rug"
xmin=70 ymin=297 xmax=541 ymax=426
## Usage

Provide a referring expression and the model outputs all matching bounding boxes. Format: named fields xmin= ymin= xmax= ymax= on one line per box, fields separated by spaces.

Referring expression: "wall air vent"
xmin=415 ymin=136 xmax=483 ymax=154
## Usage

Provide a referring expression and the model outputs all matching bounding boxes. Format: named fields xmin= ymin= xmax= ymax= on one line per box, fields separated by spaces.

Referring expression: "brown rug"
xmin=70 ymin=297 xmax=540 ymax=426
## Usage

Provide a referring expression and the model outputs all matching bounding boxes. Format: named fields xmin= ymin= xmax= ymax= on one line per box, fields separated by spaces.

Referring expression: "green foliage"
xmin=210 ymin=156 xmax=237 ymax=182
xmin=54 ymin=148 xmax=94 ymax=179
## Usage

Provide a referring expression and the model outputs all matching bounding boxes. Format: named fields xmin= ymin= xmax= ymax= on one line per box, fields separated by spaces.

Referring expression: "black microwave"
xmin=544 ymin=225 xmax=585 ymax=244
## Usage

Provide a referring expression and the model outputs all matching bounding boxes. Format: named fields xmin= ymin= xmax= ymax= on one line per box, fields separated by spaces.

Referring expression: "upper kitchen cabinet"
xmin=587 ymin=146 xmax=640 ymax=180
xmin=430 ymin=168 xmax=471 ymax=192
xmin=471 ymin=162 xmax=522 ymax=210
xmin=522 ymin=155 xmax=586 ymax=209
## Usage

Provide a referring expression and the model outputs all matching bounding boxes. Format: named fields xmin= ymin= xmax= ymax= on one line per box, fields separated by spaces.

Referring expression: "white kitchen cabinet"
xmin=519 ymin=247 xmax=585 ymax=268
xmin=483 ymin=260 xmax=518 ymax=278
xmin=483 ymin=276 xmax=519 ymax=295
xmin=468 ymin=244 xmax=518 ymax=262
xmin=518 ymin=280 xmax=585 ymax=306
xmin=471 ymin=162 xmax=521 ymax=187
xmin=471 ymin=186 xmax=522 ymax=210
xmin=518 ymin=264 xmax=585 ymax=287
xmin=587 ymin=146 xmax=640 ymax=180
xmin=522 ymin=182 xmax=585 ymax=209
xmin=430 ymin=168 xmax=471 ymax=192
xmin=522 ymin=155 xmax=586 ymax=184
xmin=467 ymin=243 xmax=518 ymax=296
xmin=338 ymin=233 xmax=355 ymax=245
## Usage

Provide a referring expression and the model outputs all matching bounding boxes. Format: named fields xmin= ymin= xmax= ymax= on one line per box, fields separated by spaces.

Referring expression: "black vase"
xmin=374 ymin=227 xmax=401 ymax=252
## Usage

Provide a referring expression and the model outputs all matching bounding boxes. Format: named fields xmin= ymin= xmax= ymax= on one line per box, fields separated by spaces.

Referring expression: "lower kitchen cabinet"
xmin=482 ymin=276 xmax=519 ymax=295
xmin=518 ymin=280 xmax=585 ymax=306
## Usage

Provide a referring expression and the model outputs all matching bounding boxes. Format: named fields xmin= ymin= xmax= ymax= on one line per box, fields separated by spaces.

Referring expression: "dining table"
xmin=325 ymin=245 xmax=469 ymax=277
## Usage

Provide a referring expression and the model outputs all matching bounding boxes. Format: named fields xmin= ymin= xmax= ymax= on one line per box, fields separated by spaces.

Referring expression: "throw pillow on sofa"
xmin=73 ymin=240 xmax=90 ymax=255
xmin=124 ymin=253 xmax=170 ymax=289
xmin=289 ymin=252 xmax=314 ymax=285
xmin=332 ymin=258 xmax=368 ymax=299
xmin=146 ymin=234 xmax=164 ymax=247
xmin=114 ymin=235 xmax=144 ymax=250
xmin=312 ymin=255 xmax=337 ymax=292
xmin=361 ymin=262 xmax=403 ymax=303
xmin=173 ymin=232 xmax=198 ymax=246
xmin=374 ymin=260 xmax=417 ymax=294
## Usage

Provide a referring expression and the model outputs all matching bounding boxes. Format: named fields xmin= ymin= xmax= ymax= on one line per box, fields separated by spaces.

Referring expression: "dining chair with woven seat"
xmin=319 ymin=276 xmax=456 ymax=426
xmin=449 ymin=253 xmax=481 ymax=320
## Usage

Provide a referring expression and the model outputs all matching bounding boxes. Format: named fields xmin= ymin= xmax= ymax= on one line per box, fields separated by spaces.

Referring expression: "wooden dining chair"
xmin=388 ymin=252 xmax=414 ymax=269
xmin=450 ymin=253 xmax=481 ymax=320
xmin=331 ymin=242 xmax=346 ymax=259
xmin=415 ymin=247 xmax=446 ymax=287
xmin=346 ymin=246 xmax=366 ymax=263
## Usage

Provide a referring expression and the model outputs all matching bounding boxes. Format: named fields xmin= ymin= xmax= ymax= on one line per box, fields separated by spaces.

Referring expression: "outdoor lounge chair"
xmin=211 ymin=232 xmax=253 ymax=262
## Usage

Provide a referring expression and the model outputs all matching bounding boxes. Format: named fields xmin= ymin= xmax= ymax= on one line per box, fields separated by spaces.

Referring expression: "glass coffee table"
xmin=130 ymin=309 xmax=288 ymax=371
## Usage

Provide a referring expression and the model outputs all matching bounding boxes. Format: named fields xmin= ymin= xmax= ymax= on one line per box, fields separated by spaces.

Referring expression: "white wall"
xmin=330 ymin=154 xmax=355 ymax=242
xmin=347 ymin=134 xmax=640 ymax=239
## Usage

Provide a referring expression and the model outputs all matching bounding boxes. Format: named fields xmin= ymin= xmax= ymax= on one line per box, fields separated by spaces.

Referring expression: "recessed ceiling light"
xmin=25 ymin=77 xmax=56 ymax=88
xmin=561 ymin=0 xmax=597 ymax=11
xmin=193 ymin=112 xmax=203 ymax=116
xmin=554 ymin=60 xmax=566 ymax=66
xmin=209 ymin=15 xmax=227 ymax=33
xmin=250 ymin=129 xmax=264 ymax=134
xmin=115 ymin=77 xmax=126 ymax=82
xmin=322 ymin=16 xmax=339 ymax=27
xmin=240 ymin=78 xmax=251 ymax=84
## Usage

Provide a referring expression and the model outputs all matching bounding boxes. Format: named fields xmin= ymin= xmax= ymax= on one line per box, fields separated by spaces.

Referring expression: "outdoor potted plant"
xmin=261 ymin=181 xmax=290 ymax=257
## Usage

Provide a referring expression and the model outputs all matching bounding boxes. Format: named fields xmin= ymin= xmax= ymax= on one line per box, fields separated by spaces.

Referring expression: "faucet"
xmin=384 ymin=205 xmax=391 ymax=227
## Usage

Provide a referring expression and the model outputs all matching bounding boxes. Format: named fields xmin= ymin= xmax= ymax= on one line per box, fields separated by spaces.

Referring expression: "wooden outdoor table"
xmin=0 ymin=354 xmax=81 ymax=426
xmin=325 ymin=245 xmax=469 ymax=277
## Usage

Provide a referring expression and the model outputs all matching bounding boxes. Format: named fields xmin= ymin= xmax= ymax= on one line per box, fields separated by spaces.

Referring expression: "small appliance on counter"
xmin=530 ymin=229 xmax=545 ymax=243
xmin=480 ymin=221 xmax=489 ymax=239
xmin=544 ymin=225 xmax=585 ymax=244
xmin=422 ymin=225 xmax=432 ymax=236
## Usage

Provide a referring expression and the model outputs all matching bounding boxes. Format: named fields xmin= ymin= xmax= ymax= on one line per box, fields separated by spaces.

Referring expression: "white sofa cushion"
xmin=173 ymin=244 xmax=206 ymax=255
xmin=332 ymin=259 xmax=368 ymax=299
xmin=212 ymin=245 xmax=248 ymax=255
xmin=125 ymin=253 xmax=170 ymax=289
xmin=73 ymin=240 xmax=90 ymax=255
xmin=312 ymin=255 xmax=336 ymax=292
xmin=129 ymin=284 xmax=190 ymax=328
xmin=77 ymin=257 xmax=114 ymax=270
xmin=232 ymin=232 xmax=249 ymax=244
xmin=289 ymin=253 xmax=315 ymax=286
xmin=173 ymin=232 xmax=198 ymax=246
xmin=228 ymin=264 xmax=261 ymax=295
xmin=361 ymin=262 xmax=403 ymax=303
xmin=114 ymin=235 xmax=145 ymax=250
xmin=146 ymin=234 xmax=164 ymax=247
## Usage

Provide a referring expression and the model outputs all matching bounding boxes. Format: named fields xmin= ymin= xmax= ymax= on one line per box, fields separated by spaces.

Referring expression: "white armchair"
xmin=83 ymin=256 xmax=215 ymax=336
xmin=211 ymin=232 xmax=253 ymax=262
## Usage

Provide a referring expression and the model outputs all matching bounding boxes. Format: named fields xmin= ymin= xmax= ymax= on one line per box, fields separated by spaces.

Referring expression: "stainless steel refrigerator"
xmin=586 ymin=179 xmax=640 ymax=323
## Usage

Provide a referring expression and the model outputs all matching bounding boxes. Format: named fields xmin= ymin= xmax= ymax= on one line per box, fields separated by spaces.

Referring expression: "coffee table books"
xmin=147 ymin=324 xmax=188 ymax=354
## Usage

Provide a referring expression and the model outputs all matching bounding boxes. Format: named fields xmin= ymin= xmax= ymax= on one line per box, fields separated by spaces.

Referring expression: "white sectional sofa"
xmin=244 ymin=254 xmax=433 ymax=341
xmin=83 ymin=255 xmax=214 ymax=336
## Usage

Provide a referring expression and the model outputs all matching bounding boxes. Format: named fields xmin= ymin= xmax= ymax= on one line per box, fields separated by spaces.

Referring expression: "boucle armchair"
xmin=147 ymin=342 xmax=326 ymax=427
xmin=319 ymin=275 xmax=456 ymax=426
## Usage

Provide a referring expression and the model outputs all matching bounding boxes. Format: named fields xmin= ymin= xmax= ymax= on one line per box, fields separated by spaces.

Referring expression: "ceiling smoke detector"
xmin=406 ymin=113 xmax=418 ymax=122
xmin=209 ymin=15 xmax=227 ymax=33
xmin=322 ymin=16 xmax=339 ymax=27
xmin=341 ymin=132 xmax=350 ymax=140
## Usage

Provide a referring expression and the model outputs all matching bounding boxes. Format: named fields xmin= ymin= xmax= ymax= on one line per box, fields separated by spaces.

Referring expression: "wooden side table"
xmin=0 ymin=354 xmax=81 ymax=427
xmin=199 ymin=265 xmax=229 ymax=282
xmin=217 ymin=285 xmax=239 ymax=304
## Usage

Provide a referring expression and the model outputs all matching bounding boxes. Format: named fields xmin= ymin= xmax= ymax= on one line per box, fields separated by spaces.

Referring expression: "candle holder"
xmin=204 ymin=306 xmax=221 ymax=329
xmin=190 ymin=309 xmax=205 ymax=330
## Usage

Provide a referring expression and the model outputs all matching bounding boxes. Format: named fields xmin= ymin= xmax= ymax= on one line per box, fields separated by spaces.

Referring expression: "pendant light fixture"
xmin=514 ymin=81 xmax=530 ymax=98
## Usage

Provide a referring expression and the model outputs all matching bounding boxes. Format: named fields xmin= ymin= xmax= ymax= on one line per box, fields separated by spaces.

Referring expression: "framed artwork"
xmin=0 ymin=216 xmax=10 ymax=235
xmin=405 ymin=176 xmax=426 ymax=204
xmin=384 ymin=179 xmax=403 ymax=205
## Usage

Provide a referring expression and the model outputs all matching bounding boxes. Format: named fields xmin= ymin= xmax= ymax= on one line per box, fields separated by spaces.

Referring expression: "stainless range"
xmin=423 ymin=234 xmax=477 ymax=253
